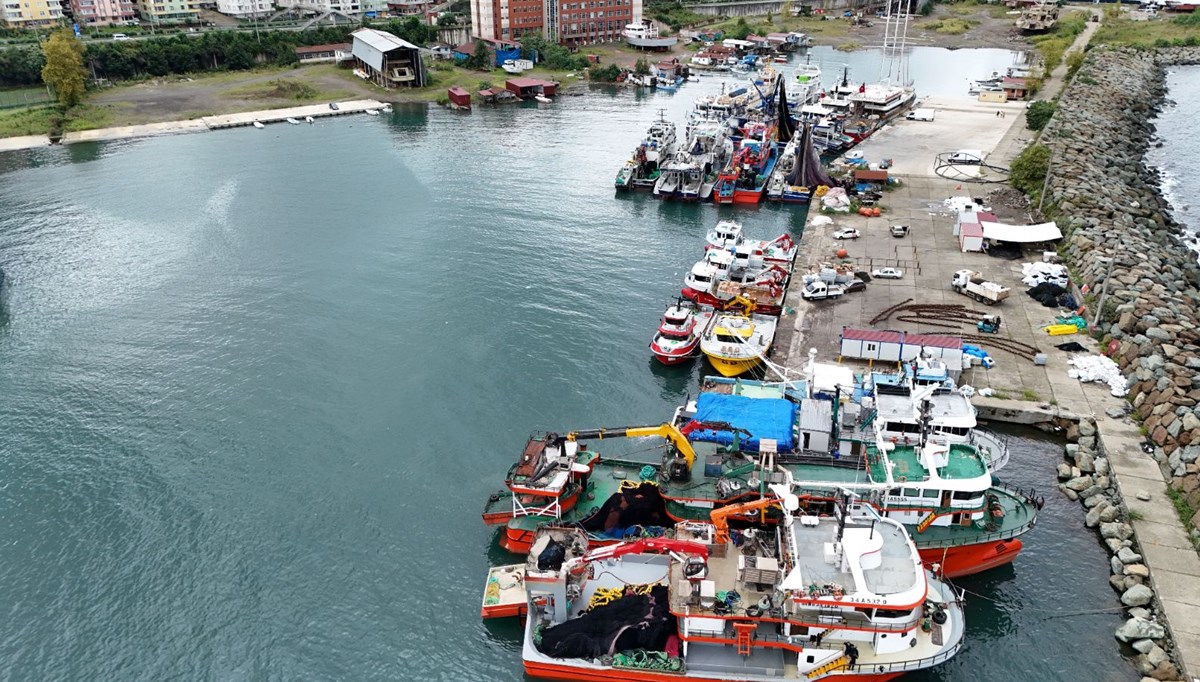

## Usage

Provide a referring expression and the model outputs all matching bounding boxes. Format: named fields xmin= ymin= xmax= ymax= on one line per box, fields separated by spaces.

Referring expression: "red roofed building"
xmin=294 ymin=43 xmax=351 ymax=64
xmin=1002 ymin=77 xmax=1030 ymax=101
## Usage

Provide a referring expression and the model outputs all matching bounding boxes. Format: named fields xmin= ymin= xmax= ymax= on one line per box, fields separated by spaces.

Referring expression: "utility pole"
xmin=1092 ymin=256 xmax=1116 ymax=327
xmin=1037 ymin=147 xmax=1052 ymax=215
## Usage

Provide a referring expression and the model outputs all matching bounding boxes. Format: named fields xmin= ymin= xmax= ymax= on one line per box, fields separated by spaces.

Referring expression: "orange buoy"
xmin=872 ymin=208 xmax=881 ymax=217
xmin=836 ymin=248 xmax=848 ymax=258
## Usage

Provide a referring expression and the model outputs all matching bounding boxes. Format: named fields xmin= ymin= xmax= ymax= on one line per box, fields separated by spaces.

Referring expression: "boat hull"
xmin=680 ymin=288 xmax=782 ymax=316
xmin=651 ymin=342 xmax=700 ymax=364
xmin=703 ymin=353 xmax=761 ymax=377
xmin=482 ymin=486 xmax=582 ymax=525
xmin=525 ymin=659 xmax=902 ymax=682
xmin=732 ymin=188 xmax=766 ymax=204
xmin=919 ymin=537 xmax=1023 ymax=578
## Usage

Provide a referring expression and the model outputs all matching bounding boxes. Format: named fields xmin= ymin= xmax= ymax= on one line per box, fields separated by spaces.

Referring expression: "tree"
xmin=1010 ymin=144 xmax=1050 ymax=198
xmin=1025 ymin=100 xmax=1055 ymax=132
xmin=729 ymin=17 xmax=751 ymax=40
xmin=41 ymin=29 xmax=87 ymax=107
xmin=634 ymin=57 xmax=650 ymax=75
xmin=467 ymin=39 xmax=491 ymax=70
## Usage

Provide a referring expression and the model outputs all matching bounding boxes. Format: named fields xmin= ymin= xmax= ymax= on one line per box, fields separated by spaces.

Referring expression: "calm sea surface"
xmin=0 ymin=46 xmax=1130 ymax=680
xmin=1148 ymin=65 xmax=1200 ymax=254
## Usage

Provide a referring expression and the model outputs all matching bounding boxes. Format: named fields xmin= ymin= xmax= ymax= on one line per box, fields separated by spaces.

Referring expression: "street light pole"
xmin=1092 ymin=256 xmax=1115 ymax=328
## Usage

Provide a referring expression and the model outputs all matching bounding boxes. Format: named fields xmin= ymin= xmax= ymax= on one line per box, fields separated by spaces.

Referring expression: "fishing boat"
xmin=366 ymin=108 xmax=381 ymax=115
xmin=705 ymin=219 xmax=745 ymax=251
xmin=252 ymin=121 xmax=265 ymax=129
xmin=793 ymin=59 xmax=823 ymax=106
xmin=704 ymin=222 xmax=798 ymax=265
xmin=649 ymin=300 xmax=716 ymax=365
xmin=653 ymin=122 xmax=733 ymax=202
xmin=700 ymin=311 xmax=777 ymax=377
xmin=713 ymin=137 xmax=778 ymax=205
xmin=766 ymin=121 xmax=834 ymax=204
xmin=617 ymin=112 xmax=678 ymax=191
xmin=514 ymin=495 xmax=966 ymax=681
xmin=624 ymin=19 xmax=678 ymax=48
xmin=840 ymin=7 xmax=916 ymax=143
xmin=479 ymin=432 xmax=598 ymax=527
xmin=286 ymin=117 xmax=300 ymax=125
xmin=482 ymin=375 xmax=1040 ymax=578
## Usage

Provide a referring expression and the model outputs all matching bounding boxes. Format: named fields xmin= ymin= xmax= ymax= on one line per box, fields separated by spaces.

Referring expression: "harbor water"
xmin=0 ymin=47 xmax=1128 ymax=680
xmin=1147 ymin=64 xmax=1200 ymax=254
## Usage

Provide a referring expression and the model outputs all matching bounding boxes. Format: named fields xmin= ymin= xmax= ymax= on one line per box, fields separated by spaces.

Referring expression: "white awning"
xmin=979 ymin=220 xmax=1062 ymax=242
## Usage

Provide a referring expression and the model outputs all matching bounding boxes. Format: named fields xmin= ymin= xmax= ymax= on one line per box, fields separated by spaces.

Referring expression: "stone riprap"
xmin=1058 ymin=416 xmax=1184 ymax=681
xmin=1046 ymin=47 xmax=1200 ymax=537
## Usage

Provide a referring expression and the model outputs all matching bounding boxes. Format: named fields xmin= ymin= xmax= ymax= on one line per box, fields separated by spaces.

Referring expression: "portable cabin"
xmin=903 ymin=334 xmax=964 ymax=369
xmin=448 ymin=86 xmax=471 ymax=107
xmin=959 ymin=221 xmax=984 ymax=252
xmin=1002 ymin=77 xmax=1030 ymax=101
xmin=840 ymin=328 xmax=904 ymax=362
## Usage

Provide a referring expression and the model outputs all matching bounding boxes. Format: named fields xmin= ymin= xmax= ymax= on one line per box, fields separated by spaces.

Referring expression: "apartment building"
xmin=2 ymin=0 xmax=65 ymax=26
xmin=471 ymin=0 xmax=637 ymax=44
xmin=134 ymin=0 xmax=198 ymax=22
xmin=215 ymin=0 xmax=272 ymax=16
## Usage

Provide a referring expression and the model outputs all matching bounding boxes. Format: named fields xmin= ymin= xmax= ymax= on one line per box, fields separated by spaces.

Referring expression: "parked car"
xmin=947 ymin=149 xmax=985 ymax=165
xmin=845 ymin=278 xmax=867 ymax=293
xmin=872 ymin=267 xmax=904 ymax=279
xmin=890 ymin=224 xmax=909 ymax=238
xmin=112 ymin=33 xmax=130 ymax=40
xmin=832 ymin=228 xmax=861 ymax=240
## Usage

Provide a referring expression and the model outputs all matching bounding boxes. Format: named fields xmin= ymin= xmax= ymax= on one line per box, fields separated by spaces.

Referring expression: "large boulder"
xmin=1116 ymin=617 xmax=1166 ymax=643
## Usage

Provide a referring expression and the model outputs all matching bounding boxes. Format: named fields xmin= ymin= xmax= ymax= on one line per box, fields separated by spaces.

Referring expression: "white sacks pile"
xmin=1068 ymin=355 xmax=1129 ymax=397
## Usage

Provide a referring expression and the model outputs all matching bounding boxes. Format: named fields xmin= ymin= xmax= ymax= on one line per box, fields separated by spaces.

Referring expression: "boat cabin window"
xmin=715 ymin=333 xmax=743 ymax=344
xmin=935 ymin=426 xmax=970 ymax=437
xmin=884 ymin=421 xmax=920 ymax=434
xmin=952 ymin=490 xmax=983 ymax=502
xmin=692 ymin=274 xmax=711 ymax=283
xmin=876 ymin=607 xmax=915 ymax=619
xmin=887 ymin=488 xmax=902 ymax=497
xmin=923 ymin=489 xmax=939 ymax=498
xmin=902 ymin=488 xmax=920 ymax=497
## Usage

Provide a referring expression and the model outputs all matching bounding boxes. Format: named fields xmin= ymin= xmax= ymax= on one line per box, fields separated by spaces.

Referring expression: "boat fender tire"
xmin=932 ymin=609 xmax=948 ymax=625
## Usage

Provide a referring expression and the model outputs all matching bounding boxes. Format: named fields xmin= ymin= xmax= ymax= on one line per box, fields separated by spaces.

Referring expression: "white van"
xmin=906 ymin=108 xmax=935 ymax=122
xmin=113 ymin=33 xmax=130 ymax=40
xmin=948 ymin=149 xmax=985 ymax=165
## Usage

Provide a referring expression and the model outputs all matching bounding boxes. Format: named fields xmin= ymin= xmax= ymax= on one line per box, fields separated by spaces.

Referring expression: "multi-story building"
xmin=69 ymin=0 xmax=137 ymax=25
xmin=471 ymin=0 xmax=637 ymax=45
xmin=551 ymin=0 xmax=638 ymax=45
xmin=215 ymin=0 xmax=271 ymax=16
xmin=2 ymin=0 xmax=65 ymax=26
xmin=134 ymin=0 xmax=198 ymax=22
xmin=289 ymin=0 xmax=359 ymax=15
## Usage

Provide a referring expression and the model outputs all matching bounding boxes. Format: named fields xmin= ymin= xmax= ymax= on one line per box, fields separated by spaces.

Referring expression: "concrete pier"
xmin=201 ymin=99 xmax=386 ymax=129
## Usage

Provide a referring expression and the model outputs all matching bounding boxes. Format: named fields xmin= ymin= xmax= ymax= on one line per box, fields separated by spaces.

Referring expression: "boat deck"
xmin=868 ymin=443 xmax=987 ymax=483
xmin=791 ymin=519 xmax=917 ymax=596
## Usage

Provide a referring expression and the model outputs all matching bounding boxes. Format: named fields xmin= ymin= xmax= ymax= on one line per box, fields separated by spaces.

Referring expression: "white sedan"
xmin=832 ymin=228 xmax=861 ymax=240
xmin=872 ymin=267 xmax=904 ymax=279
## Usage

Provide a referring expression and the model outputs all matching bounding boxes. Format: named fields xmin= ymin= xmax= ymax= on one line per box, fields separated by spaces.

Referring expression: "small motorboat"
xmin=381 ymin=103 xmax=393 ymax=112
xmin=650 ymin=300 xmax=715 ymax=365
xmin=534 ymin=95 xmax=552 ymax=104
xmin=286 ymin=117 xmax=300 ymax=125
xmin=305 ymin=116 xmax=314 ymax=124
xmin=365 ymin=109 xmax=380 ymax=116
xmin=252 ymin=121 xmax=265 ymax=129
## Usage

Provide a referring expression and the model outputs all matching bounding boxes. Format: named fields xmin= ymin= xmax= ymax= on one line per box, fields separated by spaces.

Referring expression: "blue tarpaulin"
xmin=689 ymin=393 xmax=796 ymax=452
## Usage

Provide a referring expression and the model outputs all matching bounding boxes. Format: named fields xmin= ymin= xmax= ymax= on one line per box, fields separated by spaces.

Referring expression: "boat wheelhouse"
xmin=700 ymin=312 xmax=777 ymax=377
xmin=650 ymin=300 xmax=716 ymax=365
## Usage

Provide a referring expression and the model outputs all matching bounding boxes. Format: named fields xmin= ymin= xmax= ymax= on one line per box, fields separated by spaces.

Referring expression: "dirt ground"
xmin=88 ymin=65 xmax=376 ymax=125
xmin=845 ymin=4 xmax=1032 ymax=51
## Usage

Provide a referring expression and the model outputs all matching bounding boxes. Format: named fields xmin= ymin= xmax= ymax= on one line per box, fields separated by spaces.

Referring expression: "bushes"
xmin=1025 ymin=100 xmax=1055 ymax=131
xmin=1010 ymin=144 xmax=1050 ymax=198
xmin=589 ymin=63 xmax=622 ymax=82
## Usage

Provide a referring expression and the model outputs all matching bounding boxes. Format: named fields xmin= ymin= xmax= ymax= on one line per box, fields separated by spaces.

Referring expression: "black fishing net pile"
xmin=581 ymin=482 xmax=670 ymax=533
xmin=1026 ymin=282 xmax=1067 ymax=308
xmin=537 ymin=585 xmax=676 ymax=659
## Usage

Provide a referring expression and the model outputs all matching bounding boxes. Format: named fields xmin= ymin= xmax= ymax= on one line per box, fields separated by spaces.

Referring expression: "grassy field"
xmin=945 ymin=0 xmax=1013 ymax=19
xmin=917 ymin=17 xmax=978 ymax=34
xmin=0 ymin=106 xmax=54 ymax=137
xmin=1093 ymin=10 xmax=1200 ymax=48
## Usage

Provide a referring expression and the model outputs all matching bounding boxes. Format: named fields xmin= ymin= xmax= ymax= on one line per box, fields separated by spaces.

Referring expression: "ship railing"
xmin=970 ymin=427 xmax=1010 ymax=472
xmin=846 ymin=636 xmax=965 ymax=674
xmin=685 ymin=608 xmax=923 ymax=635
xmin=914 ymin=513 xmax=1037 ymax=549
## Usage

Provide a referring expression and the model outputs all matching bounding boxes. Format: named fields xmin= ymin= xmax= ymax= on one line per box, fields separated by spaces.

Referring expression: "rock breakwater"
xmin=1048 ymin=47 xmax=1200 ymax=528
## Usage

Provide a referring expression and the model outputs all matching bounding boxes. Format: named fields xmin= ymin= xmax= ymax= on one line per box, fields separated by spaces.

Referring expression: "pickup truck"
xmin=951 ymin=269 xmax=1010 ymax=305
xmin=801 ymin=280 xmax=845 ymax=301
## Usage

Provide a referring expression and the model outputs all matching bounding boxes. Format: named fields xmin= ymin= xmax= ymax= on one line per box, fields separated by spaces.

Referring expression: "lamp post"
xmin=1092 ymin=256 xmax=1115 ymax=328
